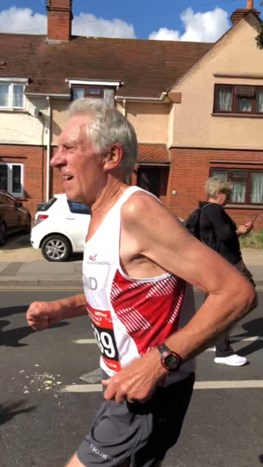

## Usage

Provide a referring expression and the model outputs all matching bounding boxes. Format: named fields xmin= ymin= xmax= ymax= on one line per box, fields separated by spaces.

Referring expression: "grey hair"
xmin=204 ymin=176 xmax=232 ymax=198
xmin=69 ymin=98 xmax=138 ymax=180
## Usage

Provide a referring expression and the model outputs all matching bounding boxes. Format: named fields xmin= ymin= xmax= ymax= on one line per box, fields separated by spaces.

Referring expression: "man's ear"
xmin=103 ymin=144 xmax=123 ymax=170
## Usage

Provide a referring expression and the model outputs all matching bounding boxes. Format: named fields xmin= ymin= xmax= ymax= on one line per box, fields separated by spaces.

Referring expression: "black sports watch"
xmin=157 ymin=344 xmax=181 ymax=372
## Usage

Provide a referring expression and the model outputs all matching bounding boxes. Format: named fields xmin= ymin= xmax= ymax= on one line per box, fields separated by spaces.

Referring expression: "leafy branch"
xmin=255 ymin=2 xmax=263 ymax=48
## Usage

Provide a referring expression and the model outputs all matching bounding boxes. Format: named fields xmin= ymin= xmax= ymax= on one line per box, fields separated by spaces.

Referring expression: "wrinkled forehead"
xmin=59 ymin=114 xmax=94 ymax=144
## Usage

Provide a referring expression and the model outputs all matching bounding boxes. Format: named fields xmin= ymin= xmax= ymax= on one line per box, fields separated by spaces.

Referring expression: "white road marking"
xmin=73 ymin=336 xmax=262 ymax=346
xmin=195 ymin=380 xmax=263 ymax=389
xmin=62 ymin=384 xmax=102 ymax=393
xmin=230 ymin=336 xmax=262 ymax=342
xmin=61 ymin=380 xmax=263 ymax=393
xmin=66 ymin=336 xmax=263 ymax=393
xmin=73 ymin=339 xmax=96 ymax=344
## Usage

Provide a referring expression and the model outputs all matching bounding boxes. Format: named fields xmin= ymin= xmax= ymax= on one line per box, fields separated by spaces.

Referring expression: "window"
xmin=210 ymin=168 xmax=263 ymax=205
xmin=68 ymin=200 xmax=91 ymax=215
xmin=72 ymin=85 xmax=115 ymax=107
xmin=0 ymin=163 xmax=24 ymax=196
xmin=214 ymin=85 xmax=263 ymax=114
xmin=0 ymin=83 xmax=25 ymax=109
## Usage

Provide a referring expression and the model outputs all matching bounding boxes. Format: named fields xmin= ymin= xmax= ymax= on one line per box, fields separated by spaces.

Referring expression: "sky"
xmin=0 ymin=0 xmax=262 ymax=42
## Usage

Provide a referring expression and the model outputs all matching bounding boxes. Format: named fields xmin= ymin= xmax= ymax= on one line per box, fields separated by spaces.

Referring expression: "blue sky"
xmin=0 ymin=0 xmax=262 ymax=41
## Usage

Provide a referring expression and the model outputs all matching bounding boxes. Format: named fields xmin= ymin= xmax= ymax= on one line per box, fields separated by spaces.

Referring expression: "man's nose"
xmin=51 ymin=147 xmax=64 ymax=167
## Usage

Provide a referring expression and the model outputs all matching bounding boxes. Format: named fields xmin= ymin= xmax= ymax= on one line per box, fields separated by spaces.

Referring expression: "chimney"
xmin=230 ymin=0 xmax=260 ymax=25
xmin=46 ymin=0 xmax=73 ymax=42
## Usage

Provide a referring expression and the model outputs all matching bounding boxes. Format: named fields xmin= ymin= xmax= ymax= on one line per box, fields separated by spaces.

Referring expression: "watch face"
xmin=164 ymin=353 xmax=180 ymax=371
xmin=158 ymin=345 xmax=181 ymax=372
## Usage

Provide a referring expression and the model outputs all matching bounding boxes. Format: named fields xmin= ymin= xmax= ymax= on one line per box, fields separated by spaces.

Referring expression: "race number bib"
xmin=87 ymin=307 xmax=120 ymax=371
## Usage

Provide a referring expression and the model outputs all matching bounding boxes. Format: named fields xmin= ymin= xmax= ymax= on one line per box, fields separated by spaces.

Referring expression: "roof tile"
xmin=0 ymin=34 xmax=212 ymax=98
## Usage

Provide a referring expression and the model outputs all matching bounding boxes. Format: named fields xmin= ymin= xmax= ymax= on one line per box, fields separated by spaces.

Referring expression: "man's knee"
xmin=66 ymin=453 xmax=86 ymax=467
xmin=66 ymin=454 xmax=132 ymax=467
xmin=65 ymin=453 xmax=161 ymax=467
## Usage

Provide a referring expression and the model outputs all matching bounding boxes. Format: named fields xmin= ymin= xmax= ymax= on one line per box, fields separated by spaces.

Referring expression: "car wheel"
xmin=41 ymin=235 xmax=72 ymax=262
xmin=0 ymin=223 xmax=7 ymax=246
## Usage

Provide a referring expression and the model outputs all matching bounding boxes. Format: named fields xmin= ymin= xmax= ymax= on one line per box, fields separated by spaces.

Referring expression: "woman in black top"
xmin=199 ymin=177 xmax=255 ymax=367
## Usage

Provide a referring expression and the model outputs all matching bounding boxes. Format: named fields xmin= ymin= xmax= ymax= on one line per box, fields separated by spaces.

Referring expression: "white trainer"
xmin=214 ymin=354 xmax=248 ymax=366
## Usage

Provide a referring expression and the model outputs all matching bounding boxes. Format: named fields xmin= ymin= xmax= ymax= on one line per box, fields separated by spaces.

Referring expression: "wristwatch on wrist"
xmin=157 ymin=343 xmax=182 ymax=372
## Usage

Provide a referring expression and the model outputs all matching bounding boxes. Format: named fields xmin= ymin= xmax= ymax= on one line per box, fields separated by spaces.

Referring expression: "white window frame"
xmin=0 ymin=162 xmax=24 ymax=197
xmin=0 ymin=78 xmax=27 ymax=110
xmin=67 ymin=79 xmax=123 ymax=108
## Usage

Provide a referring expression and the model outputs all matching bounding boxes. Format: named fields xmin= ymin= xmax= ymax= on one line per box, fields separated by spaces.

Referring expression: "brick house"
xmin=0 ymin=0 xmax=262 ymax=228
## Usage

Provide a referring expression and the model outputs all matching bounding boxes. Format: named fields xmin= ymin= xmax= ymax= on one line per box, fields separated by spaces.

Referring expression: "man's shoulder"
xmin=122 ymin=188 xmax=161 ymax=213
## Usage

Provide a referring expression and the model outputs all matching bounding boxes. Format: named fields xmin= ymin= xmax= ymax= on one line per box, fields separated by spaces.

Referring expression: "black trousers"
xmin=215 ymin=259 xmax=255 ymax=357
xmin=215 ymin=331 xmax=234 ymax=357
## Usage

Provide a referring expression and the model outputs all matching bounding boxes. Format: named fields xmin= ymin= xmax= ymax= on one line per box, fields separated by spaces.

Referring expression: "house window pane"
xmin=231 ymin=182 xmax=246 ymax=202
xmin=13 ymin=85 xmax=24 ymax=108
xmin=237 ymin=97 xmax=252 ymax=112
xmin=0 ymin=84 xmax=9 ymax=107
xmin=230 ymin=170 xmax=247 ymax=203
xmin=215 ymin=87 xmax=232 ymax=112
xmin=87 ymin=86 xmax=102 ymax=96
xmin=0 ymin=163 xmax=23 ymax=196
xmin=250 ymin=173 xmax=263 ymax=203
xmin=12 ymin=165 xmax=22 ymax=193
xmin=103 ymin=88 xmax=115 ymax=107
xmin=0 ymin=164 xmax=8 ymax=190
xmin=72 ymin=87 xmax=85 ymax=100
xmin=211 ymin=169 xmax=228 ymax=181
xmin=256 ymin=91 xmax=263 ymax=113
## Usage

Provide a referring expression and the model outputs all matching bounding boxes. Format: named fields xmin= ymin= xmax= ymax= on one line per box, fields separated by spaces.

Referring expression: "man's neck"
xmin=91 ymin=176 xmax=127 ymax=215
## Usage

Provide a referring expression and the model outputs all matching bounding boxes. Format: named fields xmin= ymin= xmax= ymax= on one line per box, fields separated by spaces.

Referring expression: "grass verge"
xmin=240 ymin=230 xmax=263 ymax=249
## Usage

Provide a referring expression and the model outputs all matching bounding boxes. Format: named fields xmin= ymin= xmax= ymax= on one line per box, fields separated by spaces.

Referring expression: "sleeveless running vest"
xmin=83 ymin=186 xmax=195 ymax=384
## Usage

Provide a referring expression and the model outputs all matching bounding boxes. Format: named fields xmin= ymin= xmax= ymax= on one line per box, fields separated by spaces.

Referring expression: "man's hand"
xmin=237 ymin=221 xmax=254 ymax=236
xmin=26 ymin=301 xmax=62 ymax=331
xmin=102 ymin=348 xmax=166 ymax=404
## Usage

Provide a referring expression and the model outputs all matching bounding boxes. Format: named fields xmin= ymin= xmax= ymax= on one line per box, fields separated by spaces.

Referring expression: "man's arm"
xmin=26 ymin=294 xmax=88 ymax=331
xmin=103 ymin=192 xmax=256 ymax=403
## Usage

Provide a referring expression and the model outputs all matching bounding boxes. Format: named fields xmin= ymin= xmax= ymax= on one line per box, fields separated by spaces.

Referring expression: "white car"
xmin=30 ymin=194 xmax=91 ymax=262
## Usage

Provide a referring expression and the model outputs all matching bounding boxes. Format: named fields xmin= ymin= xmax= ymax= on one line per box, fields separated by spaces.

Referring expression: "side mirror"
xmin=15 ymin=201 xmax=22 ymax=208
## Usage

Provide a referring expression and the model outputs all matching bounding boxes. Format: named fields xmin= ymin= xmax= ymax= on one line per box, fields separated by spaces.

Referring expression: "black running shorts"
xmin=77 ymin=372 xmax=195 ymax=467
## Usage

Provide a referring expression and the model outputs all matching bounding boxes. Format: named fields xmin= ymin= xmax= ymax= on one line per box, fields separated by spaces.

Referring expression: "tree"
xmin=255 ymin=2 xmax=263 ymax=48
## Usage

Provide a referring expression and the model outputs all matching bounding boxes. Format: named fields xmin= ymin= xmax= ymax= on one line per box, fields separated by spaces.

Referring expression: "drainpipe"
xmin=46 ymin=96 xmax=52 ymax=202
xmin=122 ymin=99 xmax=126 ymax=116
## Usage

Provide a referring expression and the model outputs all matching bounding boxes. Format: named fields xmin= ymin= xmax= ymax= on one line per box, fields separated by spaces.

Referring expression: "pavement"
xmin=0 ymin=233 xmax=262 ymax=288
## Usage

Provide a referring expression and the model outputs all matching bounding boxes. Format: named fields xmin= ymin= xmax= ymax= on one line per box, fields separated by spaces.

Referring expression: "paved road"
xmin=0 ymin=233 xmax=44 ymax=262
xmin=0 ymin=289 xmax=262 ymax=467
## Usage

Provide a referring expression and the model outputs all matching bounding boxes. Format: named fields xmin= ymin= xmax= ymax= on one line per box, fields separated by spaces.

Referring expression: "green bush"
xmin=239 ymin=230 xmax=263 ymax=249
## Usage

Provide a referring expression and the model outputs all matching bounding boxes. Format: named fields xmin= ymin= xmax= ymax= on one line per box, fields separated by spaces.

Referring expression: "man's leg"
xmin=214 ymin=331 xmax=247 ymax=366
xmin=66 ymin=453 xmax=85 ymax=467
xmin=215 ymin=331 xmax=233 ymax=357
xmin=66 ymin=453 xmax=131 ymax=467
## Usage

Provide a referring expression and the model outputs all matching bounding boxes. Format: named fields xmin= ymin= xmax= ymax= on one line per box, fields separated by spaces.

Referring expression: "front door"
xmin=137 ymin=167 xmax=161 ymax=197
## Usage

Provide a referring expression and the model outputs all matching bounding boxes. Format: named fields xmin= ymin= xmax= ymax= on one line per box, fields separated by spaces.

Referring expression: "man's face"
xmin=51 ymin=115 xmax=105 ymax=205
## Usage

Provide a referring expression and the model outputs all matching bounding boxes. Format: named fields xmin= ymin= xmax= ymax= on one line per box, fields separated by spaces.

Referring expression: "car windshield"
xmin=36 ymin=197 xmax=57 ymax=212
xmin=68 ymin=201 xmax=91 ymax=215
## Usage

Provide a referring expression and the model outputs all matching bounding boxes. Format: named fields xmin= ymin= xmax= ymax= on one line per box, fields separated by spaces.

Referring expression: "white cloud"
xmin=149 ymin=7 xmax=230 ymax=42
xmin=0 ymin=7 xmax=46 ymax=34
xmin=0 ymin=7 xmax=136 ymax=38
xmin=73 ymin=13 xmax=136 ymax=38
